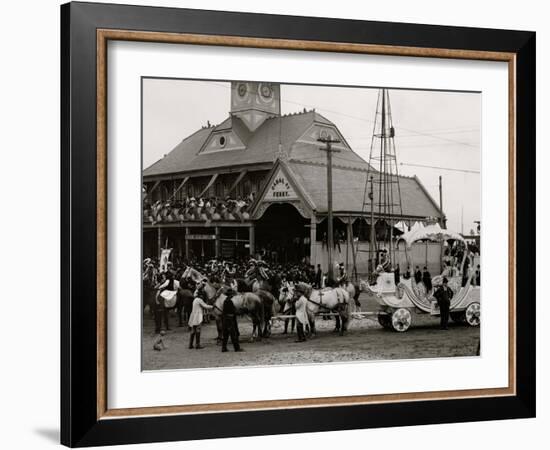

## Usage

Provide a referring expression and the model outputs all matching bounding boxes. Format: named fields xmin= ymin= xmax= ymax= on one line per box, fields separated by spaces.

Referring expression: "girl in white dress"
xmin=188 ymin=290 xmax=213 ymax=349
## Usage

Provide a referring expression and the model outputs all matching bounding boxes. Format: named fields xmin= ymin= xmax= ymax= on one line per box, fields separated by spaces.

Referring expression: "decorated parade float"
xmin=362 ymin=223 xmax=480 ymax=332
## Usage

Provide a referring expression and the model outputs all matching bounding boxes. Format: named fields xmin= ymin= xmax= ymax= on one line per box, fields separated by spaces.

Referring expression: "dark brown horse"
xmin=175 ymin=287 xmax=194 ymax=327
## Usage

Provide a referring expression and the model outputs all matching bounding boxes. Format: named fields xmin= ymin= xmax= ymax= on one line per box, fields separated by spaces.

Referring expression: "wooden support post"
xmin=215 ymin=227 xmax=220 ymax=259
xmin=348 ymin=216 xmax=357 ymax=281
xmin=157 ymin=227 xmax=162 ymax=259
xmin=310 ymin=216 xmax=317 ymax=266
xmin=346 ymin=220 xmax=350 ymax=273
xmin=184 ymin=227 xmax=189 ymax=260
xmin=177 ymin=232 xmax=183 ymax=261
xmin=425 ymin=240 xmax=429 ymax=269
xmin=249 ymin=224 xmax=255 ymax=256
xmin=145 ymin=180 xmax=161 ymax=201
xmin=227 ymin=170 xmax=247 ymax=195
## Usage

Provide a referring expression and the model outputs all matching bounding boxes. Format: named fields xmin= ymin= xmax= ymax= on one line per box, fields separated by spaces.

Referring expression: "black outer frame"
xmin=60 ymin=1 xmax=536 ymax=447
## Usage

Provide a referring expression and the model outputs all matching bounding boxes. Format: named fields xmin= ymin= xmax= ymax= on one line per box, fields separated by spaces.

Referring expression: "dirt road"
xmin=142 ymin=293 xmax=480 ymax=370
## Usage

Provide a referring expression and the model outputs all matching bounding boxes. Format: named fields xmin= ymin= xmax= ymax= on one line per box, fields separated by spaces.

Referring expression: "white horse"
xmin=279 ymin=284 xmax=351 ymax=336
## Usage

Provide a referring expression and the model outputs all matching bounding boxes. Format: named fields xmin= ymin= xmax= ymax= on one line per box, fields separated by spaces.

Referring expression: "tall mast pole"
xmin=360 ymin=88 xmax=405 ymax=274
xmin=378 ymin=90 xmax=386 ymax=266
xmin=369 ymin=176 xmax=375 ymax=271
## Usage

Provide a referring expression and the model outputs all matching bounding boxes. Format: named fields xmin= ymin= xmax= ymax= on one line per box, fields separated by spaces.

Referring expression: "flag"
xmin=159 ymin=248 xmax=172 ymax=272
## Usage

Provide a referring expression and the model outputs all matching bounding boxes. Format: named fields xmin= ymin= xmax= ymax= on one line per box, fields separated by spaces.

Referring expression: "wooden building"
xmin=143 ymin=81 xmax=443 ymax=271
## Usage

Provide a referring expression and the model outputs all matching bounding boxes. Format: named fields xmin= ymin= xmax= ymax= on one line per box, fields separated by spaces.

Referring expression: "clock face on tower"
xmin=237 ymin=82 xmax=248 ymax=98
xmin=258 ymin=83 xmax=273 ymax=103
xmin=230 ymin=81 xmax=281 ymax=132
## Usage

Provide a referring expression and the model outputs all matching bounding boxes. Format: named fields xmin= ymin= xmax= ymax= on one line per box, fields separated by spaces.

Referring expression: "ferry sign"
xmin=265 ymin=170 xmax=298 ymax=201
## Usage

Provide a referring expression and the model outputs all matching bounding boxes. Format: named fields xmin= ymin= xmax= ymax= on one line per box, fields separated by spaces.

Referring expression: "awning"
xmin=399 ymin=223 xmax=465 ymax=247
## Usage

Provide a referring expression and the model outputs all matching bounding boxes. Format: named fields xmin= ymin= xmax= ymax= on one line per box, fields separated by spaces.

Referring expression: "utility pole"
xmin=439 ymin=175 xmax=444 ymax=272
xmin=439 ymin=175 xmax=446 ymax=228
xmin=461 ymin=205 xmax=464 ymax=235
xmin=318 ymin=136 xmax=341 ymax=284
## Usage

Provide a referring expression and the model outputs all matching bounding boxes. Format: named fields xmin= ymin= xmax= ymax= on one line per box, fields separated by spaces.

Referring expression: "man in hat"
xmin=462 ymin=249 xmax=471 ymax=287
xmin=221 ymin=289 xmax=242 ymax=352
xmin=244 ymin=259 xmax=258 ymax=288
xmin=379 ymin=249 xmax=390 ymax=272
xmin=336 ymin=262 xmax=348 ymax=287
xmin=434 ymin=277 xmax=453 ymax=330
xmin=314 ymin=264 xmax=323 ymax=289
xmin=245 ymin=259 xmax=257 ymax=276
xmin=422 ymin=266 xmax=433 ymax=292
xmin=154 ymin=271 xmax=176 ymax=333
xmin=414 ymin=265 xmax=422 ymax=284
xmin=257 ymin=260 xmax=270 ymax=281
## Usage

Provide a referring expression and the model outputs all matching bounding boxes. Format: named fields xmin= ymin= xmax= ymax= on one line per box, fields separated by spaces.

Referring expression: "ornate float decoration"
xmin=362 ymin=224 xmax=480 ymax=332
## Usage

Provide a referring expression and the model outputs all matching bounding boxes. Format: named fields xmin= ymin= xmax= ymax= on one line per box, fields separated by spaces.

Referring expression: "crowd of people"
xmin=144 ymin=255 xmax=353 ymax=350
xmin=152 ymin=256 xmax=332 ymax=289
xmin=145 ymin=242 xmax=480 ymax=351
xmin=143 ymin=194 xmax=254 ymax=225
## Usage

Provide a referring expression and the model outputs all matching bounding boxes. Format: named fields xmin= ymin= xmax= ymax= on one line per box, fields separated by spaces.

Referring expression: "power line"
xmin=399 ymin=162 xmax=480 ymax=174
xmin=345 ymin=128 xmax=480 ymax=139
xmin=352 ymin=142 xmax=479 ymax=150
xmin=192 ymin=80 xmax=480 ymax=149
xmin=294 ymin=154 xmax=480 ymax=175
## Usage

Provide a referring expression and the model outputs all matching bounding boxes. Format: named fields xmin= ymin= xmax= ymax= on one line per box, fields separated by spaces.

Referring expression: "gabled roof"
xmin=143 ymin=108 xmax=441 ymax=220
xmin=143 ymin=127 xmax=212 ymax=177
xmin=287 ymin=160 xmax=442 ymax=219
xmin=143 ymin=110 xmax=372 ymax=177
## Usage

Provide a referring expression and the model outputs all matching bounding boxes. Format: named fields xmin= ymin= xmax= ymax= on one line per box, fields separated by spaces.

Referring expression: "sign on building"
xmin=185 ymin=234 xmax=216 ymax=240
xmin=265 ymin=169 xmax=298 ymax=201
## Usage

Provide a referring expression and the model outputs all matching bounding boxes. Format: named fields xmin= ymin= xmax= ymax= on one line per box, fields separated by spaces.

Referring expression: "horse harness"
xmin=306 ymin=288 xmax=348 ymax=312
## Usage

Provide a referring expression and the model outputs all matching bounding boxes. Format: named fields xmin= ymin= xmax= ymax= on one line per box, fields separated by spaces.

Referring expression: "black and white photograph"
xmin=141 ymin=79 xmax=481 ymax=370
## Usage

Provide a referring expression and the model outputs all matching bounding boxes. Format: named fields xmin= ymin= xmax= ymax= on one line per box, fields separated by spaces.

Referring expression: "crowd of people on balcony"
xmin=143 ymin=194 xmax=255 ymax=224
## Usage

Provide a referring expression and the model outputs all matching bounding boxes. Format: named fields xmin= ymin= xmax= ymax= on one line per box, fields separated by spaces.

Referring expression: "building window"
xmin=243 ymin=180 xmax=251 ymax=197
xmin=215 ymin=182 xmax=224 ymax=198
xmin=160 ymin=185 xmax=169 ymax=202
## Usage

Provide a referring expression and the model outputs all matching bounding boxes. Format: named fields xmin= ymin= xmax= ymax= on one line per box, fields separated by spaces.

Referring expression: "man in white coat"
xmin=188 ymin=290 xmax=213 ymax=349
xmin=293 ymin=286 xmax=309 ymax=343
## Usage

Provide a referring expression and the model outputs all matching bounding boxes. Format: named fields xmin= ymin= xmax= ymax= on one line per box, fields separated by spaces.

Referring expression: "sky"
xmin=143 ymin=79 xmax=481 ymax=234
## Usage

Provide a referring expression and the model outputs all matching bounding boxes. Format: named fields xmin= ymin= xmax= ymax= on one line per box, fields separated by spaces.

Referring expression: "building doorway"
xmin=255 ymin=203 xmax=309 ymax=263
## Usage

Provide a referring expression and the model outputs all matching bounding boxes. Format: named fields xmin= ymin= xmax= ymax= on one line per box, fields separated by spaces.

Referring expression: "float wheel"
xmin=378 ymin=313 xmax=391 ymax=329
xmin=451 ymin=311 xmax=466 ymax=323
xmin=391 ymin=308 xmax=412 ymax=332
xmin=465 ymin=302 xmax=480 ymax=327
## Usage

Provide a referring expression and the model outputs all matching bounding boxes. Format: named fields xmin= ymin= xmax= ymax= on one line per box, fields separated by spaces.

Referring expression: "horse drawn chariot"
xmin=362 ymin=224 xmax=481 ymax=332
